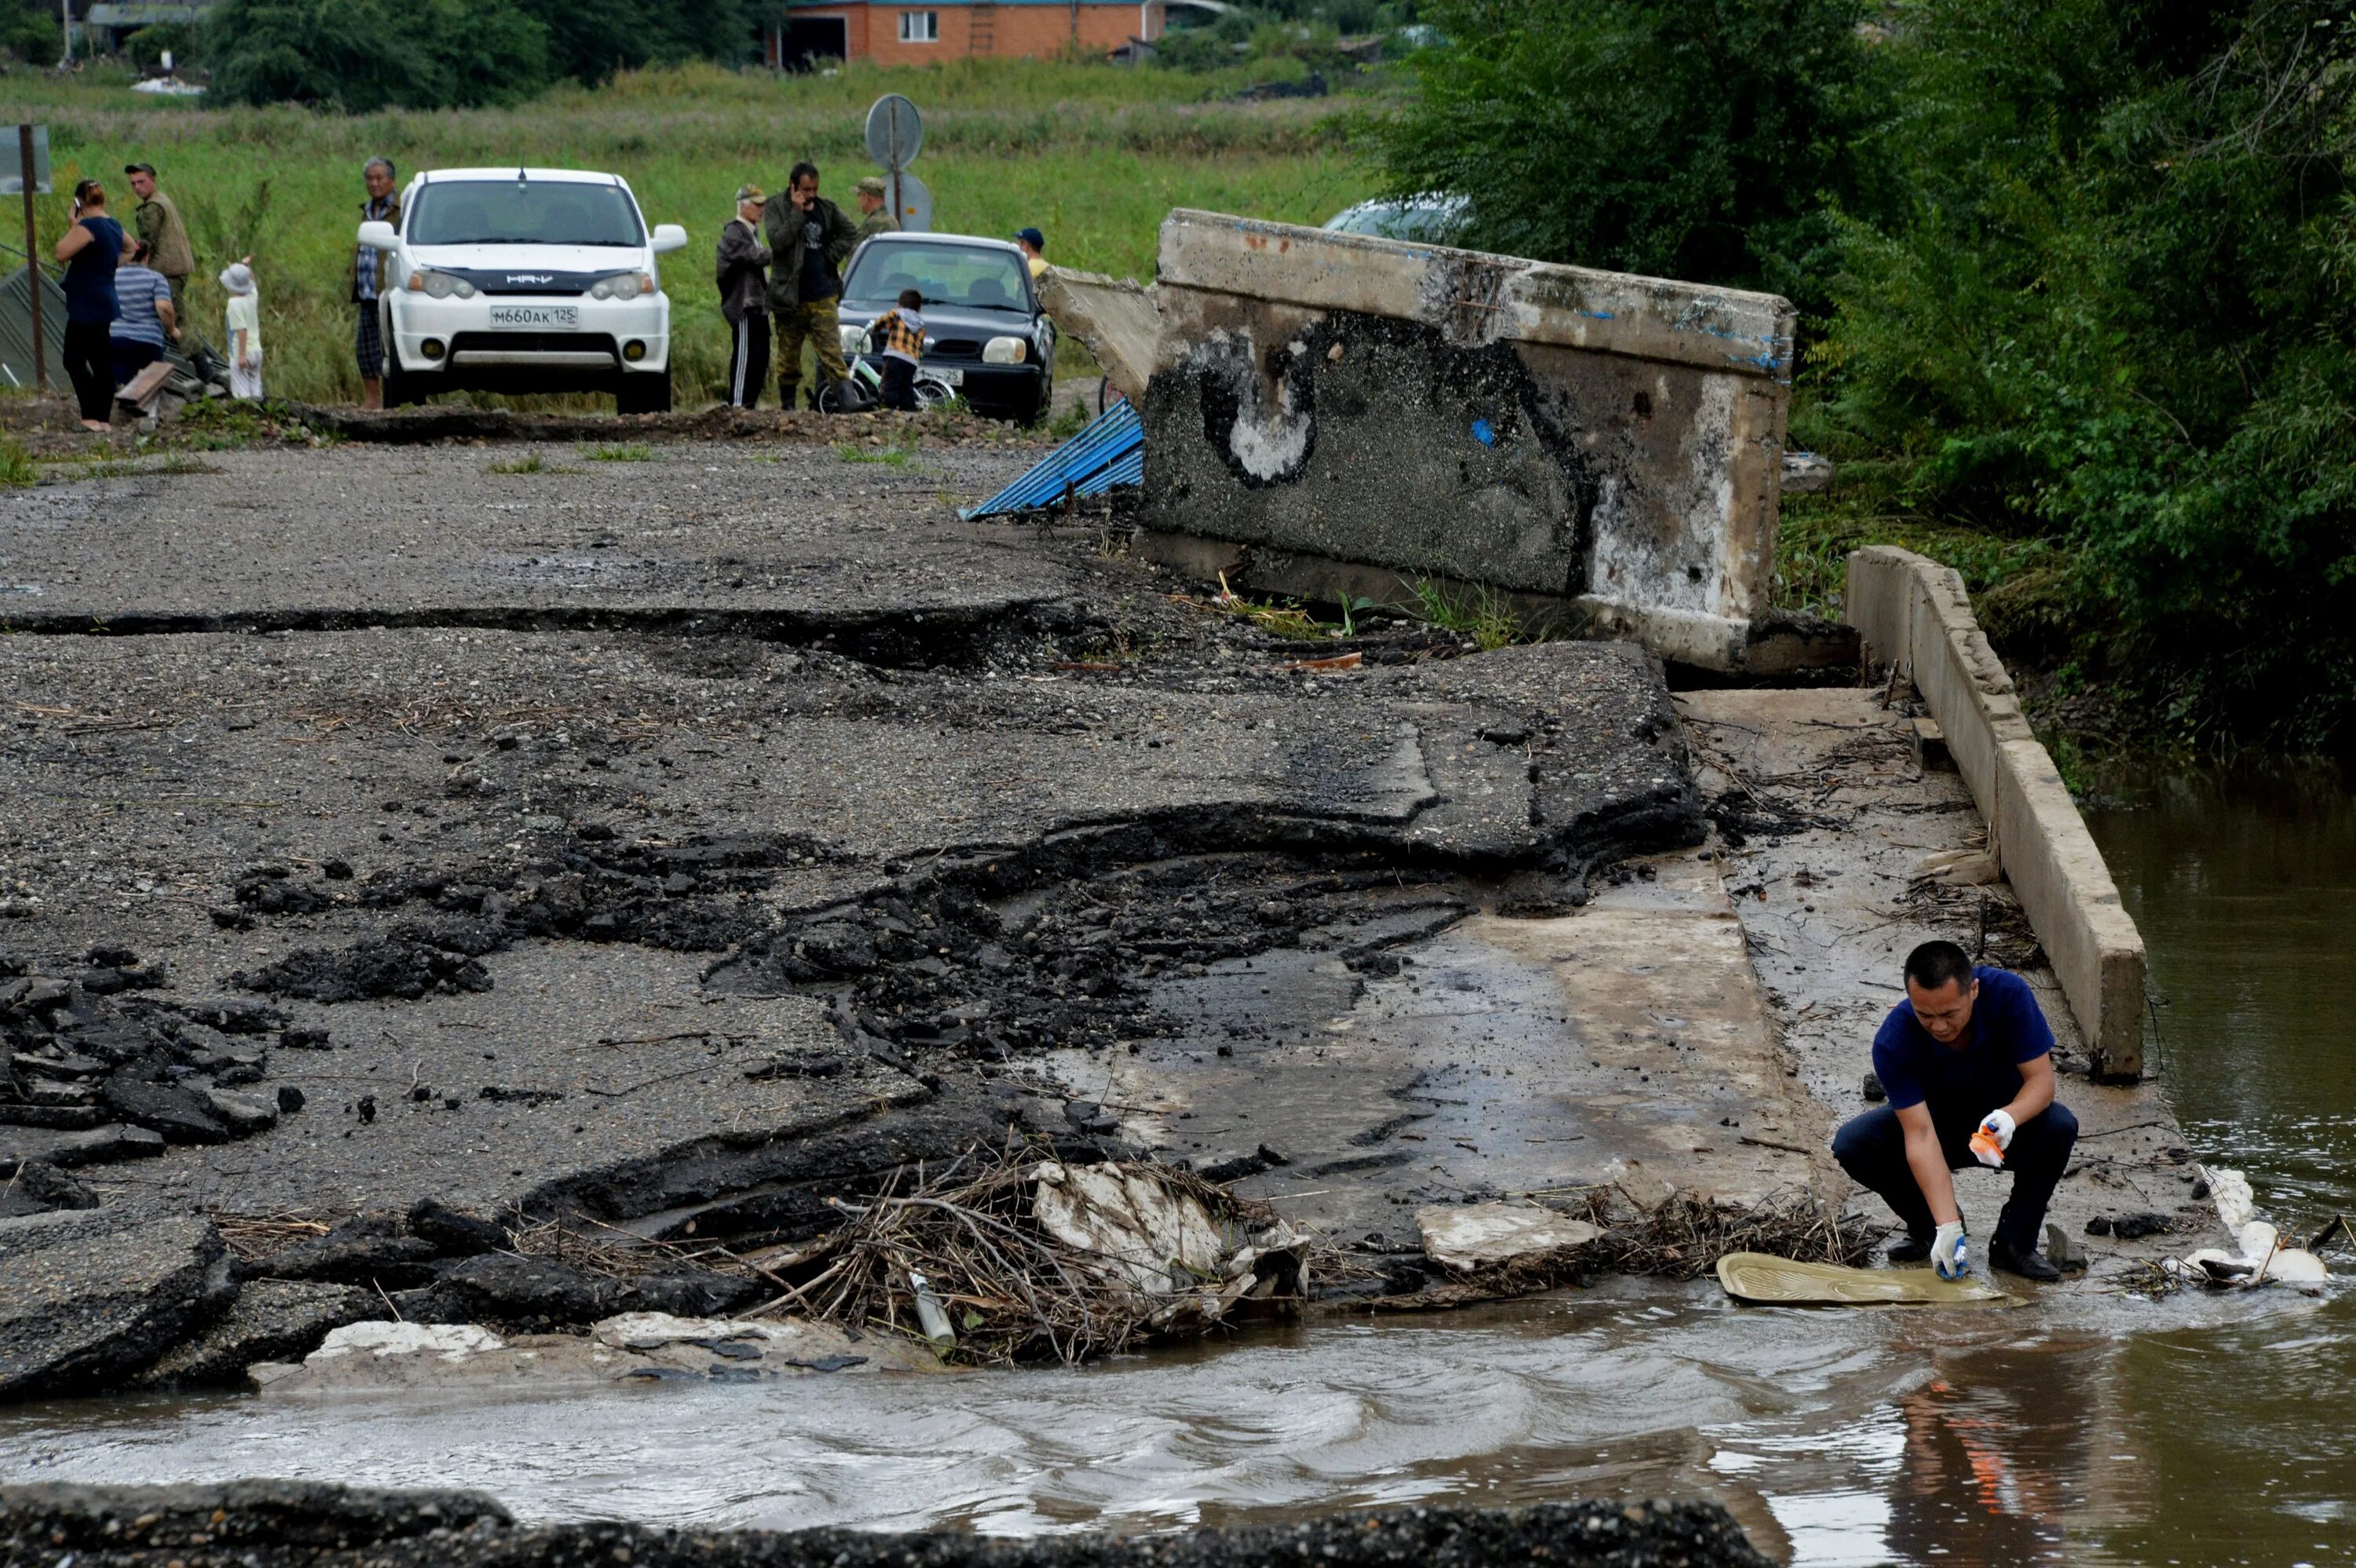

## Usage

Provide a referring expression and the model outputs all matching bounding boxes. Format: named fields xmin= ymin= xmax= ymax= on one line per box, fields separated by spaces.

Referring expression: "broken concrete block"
xmin=1915 ymin=846 xmax=1999 ymax=886
xmin=1136 ymin=210 xmax=1827 ymax=674
xmin=1415 ymin=1202 xmax=1601 ymax=1272
xmin=1911 ymin=716 xmax=1952 ymax=771
xmin=0 ymin=1209 xmax=236 ymax=1399
xmin=1036 ymin=266 xmax=1161 ymax=404
xmin=1031 ymin=1160 xmax=1226 ymax=1297
xmin=128 ymin=1280 xmax=379 ymax=1389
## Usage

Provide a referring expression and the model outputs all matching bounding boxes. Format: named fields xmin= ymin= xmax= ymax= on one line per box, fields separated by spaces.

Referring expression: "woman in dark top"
xmin=53 ymin=177 xmax=125 ymax=431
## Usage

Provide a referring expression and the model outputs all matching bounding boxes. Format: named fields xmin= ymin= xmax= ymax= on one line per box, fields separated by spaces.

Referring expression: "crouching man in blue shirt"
xmin=1832 ymin=941 xmax=2076 ymax=1281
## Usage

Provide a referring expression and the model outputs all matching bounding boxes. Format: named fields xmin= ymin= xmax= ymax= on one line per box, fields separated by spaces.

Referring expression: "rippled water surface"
xmin=6 ymin=766 xmax=2352 ymax=1566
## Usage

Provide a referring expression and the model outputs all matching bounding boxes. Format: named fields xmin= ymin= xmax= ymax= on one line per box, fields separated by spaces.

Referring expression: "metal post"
xmin=886 ymin=103 xmax=904 ymax=234
xmin=19 ymin=125 xmax=43 ymax=393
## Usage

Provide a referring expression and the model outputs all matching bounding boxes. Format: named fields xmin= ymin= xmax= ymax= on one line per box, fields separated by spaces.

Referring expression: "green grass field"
xmin=9 ymin=58 xmax=1378 ymax=408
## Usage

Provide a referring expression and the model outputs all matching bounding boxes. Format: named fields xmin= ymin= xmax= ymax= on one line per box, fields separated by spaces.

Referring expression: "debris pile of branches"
xmin=509 ymin=1215 xmax=763 ymax=1286
xmin=1374 ymin=1186 xmax=1873 ymax=1310
xmin=1583 ymin=1186 xmax=1873 ymax=1280
xmin=756 ymin=1144 xmax=1310 ymax=1365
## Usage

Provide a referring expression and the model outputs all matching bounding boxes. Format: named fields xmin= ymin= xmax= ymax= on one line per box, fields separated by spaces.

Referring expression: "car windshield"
xmin=408 ymin=181 xmax=645 ymax=247
xmin=845 ymin=241 xmax=1030 ymax=313
xmin=1326 ymin=196 xmax=1466 ymax=243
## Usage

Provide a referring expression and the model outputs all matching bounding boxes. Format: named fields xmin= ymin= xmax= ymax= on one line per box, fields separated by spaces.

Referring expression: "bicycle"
xmin=816 ymin=327 xmax=960 ymax=415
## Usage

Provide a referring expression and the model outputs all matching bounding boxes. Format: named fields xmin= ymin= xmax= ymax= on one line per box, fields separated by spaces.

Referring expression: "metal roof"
xmin=785 ymin=0 xmax=1157 ymax=7
xmin=87 ymin=2 xmax=207 ymax=24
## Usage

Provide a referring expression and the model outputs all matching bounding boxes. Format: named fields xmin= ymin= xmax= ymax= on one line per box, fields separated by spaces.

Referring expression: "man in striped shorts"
xmin=715 ymin=184 xmax=772 ymax=408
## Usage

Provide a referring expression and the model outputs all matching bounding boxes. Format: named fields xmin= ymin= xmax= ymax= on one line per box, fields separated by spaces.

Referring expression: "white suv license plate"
xmin=489 ymin=304 xmax=577 ymax=330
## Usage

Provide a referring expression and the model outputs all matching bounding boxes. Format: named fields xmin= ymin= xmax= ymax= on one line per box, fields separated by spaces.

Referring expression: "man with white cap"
xmin=715 ymin=184 xmax=772 ymax=408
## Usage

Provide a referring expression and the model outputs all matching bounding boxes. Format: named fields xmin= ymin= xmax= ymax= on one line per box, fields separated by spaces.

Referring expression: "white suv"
xmin=358 ymin=167 xmax=688 ymax=413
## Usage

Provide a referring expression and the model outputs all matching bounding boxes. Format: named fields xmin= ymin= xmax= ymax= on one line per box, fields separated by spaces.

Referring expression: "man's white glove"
xmin=1933 ymin=1220 xmax=1970 ymax=1279
xmin=1974 ymin=1109 xmax=2017 ymax=1168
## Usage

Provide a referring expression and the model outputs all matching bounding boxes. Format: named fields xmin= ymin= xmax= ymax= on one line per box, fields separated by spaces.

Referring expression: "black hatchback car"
xmin=836 ymin=234 xmax=1054 ymax=422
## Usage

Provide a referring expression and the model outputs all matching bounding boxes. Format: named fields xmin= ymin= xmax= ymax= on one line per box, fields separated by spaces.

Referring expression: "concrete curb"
xmin=1844 ymin=546 xmax=2147 ymax=1079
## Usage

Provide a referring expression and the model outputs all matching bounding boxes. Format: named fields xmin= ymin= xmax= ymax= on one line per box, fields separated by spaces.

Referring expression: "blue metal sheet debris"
xmin=960 ymin=400 xmax=1143 ymax=518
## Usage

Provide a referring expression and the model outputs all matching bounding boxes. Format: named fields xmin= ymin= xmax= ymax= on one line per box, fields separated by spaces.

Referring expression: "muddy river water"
xmin=5 ymin=765 xmax=2352 ymax=1567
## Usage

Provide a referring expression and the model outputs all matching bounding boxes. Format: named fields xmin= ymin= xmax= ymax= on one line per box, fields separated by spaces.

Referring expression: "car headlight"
xmin=589 ymin=272 xmax=653 ymax=301
xmin=982 ymin=336 xmax=1028 ymax=365
xmin=838 ymin=323 xmax=867 ymax=356
xmin=408 ymin=270 xmax=476 ymax=300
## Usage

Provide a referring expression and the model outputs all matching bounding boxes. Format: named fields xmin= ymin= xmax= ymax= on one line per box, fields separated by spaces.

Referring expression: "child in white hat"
xmin=219 ymin=256 xmax=262 ymax=400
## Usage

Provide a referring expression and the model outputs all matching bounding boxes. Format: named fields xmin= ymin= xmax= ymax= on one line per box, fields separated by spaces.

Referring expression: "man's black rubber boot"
xmin=1887 ymin=1233 xmax=1932 ymax=1264
xmin=1989 ymin=1237 xmax=2062 ymax=1281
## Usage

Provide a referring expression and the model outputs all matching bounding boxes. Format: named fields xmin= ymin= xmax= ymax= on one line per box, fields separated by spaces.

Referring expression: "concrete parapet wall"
xmin=1134 ymin=210 xmax=1806 ymax=671
xmin=1036 ymin=266 xmax=1160 ymax=404
xmin=1844 ymin=546 xmax=2147 ymax=1079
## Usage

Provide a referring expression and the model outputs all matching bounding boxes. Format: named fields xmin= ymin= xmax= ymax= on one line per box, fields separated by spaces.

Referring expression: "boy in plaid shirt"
xmin=872 ymin=287 xmax=925 ymax=411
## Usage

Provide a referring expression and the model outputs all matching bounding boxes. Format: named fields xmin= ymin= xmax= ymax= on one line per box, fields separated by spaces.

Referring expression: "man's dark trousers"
xmin=1832 ymin=1102 xmax=2078 ymax=1252
xmin=726 ymin=312 xmax=769 ymax=409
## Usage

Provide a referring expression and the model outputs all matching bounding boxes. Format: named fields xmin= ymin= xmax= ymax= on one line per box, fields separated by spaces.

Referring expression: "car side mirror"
xmin=357 ymin=220 xmax=399 ymax=250
xmin=650 ymin=225 xmax=688 ymax=255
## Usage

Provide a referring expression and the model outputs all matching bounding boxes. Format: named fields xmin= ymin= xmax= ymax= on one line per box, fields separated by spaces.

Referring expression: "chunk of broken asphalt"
xmin=0 ymin=1122 xmax=165 ymax=1176
xmin=0 ymin=1160 xmax=98 ymax=1216
xmin=0 ymin=1210 xmax=236 ymax=1400
xmin=405 ymin=1198 xmax=509 ymax=1256
xmin=264 ymin=1215 xmax=446 ymax=1290
xmin=408 ymin=1254 xmax=622 ymax=1329
xmin=97 ymin=1079 xmax=231 ymax=1145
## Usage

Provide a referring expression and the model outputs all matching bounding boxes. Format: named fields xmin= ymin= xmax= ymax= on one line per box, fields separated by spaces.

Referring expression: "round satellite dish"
xmin=889 ymin=169 xmax=934 ymax=233
xmin=864 ymin=95 xmax=924 ymax=169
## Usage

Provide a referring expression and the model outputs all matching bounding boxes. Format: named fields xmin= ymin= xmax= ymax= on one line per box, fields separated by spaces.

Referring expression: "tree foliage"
xmin=1371 ymin=0 xmax=2356 ymax=747
xmin=206 ymin=0 xmax=755 ymax=108
xmin=518 ymin=0 xmax=755 ymax=84
xmin=1361 ymin=0 xmax=1893 ymax=309
xmin=1809 ymin=0 xmax=2356 ymax=744
xmin=205 ymin=0 xmax=552 ymax=109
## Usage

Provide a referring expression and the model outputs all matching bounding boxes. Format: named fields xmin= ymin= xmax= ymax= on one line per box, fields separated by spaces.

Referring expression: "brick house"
xmin=767 ymin=0 xmax=1168 ymax=68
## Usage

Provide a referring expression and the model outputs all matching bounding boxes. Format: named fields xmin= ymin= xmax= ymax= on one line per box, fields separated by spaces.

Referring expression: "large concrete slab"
xmin=1047 ymin=852 xmax=1828 ymax=1259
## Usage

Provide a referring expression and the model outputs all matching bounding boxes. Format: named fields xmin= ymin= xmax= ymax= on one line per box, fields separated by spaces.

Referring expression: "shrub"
xmin=1359 ymin=0 xmax=1892 ymax=313
xmin=1 ymin=0 xmax=59 ymax=62
xmin=125 ymin=20 xmax=199 ymax=68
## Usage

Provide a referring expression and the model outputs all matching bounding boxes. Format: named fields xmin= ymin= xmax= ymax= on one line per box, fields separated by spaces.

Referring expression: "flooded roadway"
xmin=5 ymin=761 xmax=2352 ymax=1567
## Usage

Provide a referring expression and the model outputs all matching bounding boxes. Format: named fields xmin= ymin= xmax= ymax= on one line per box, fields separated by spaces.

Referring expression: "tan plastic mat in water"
xmin=1715 ymin=1251 xmax=2018 ymax=1307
